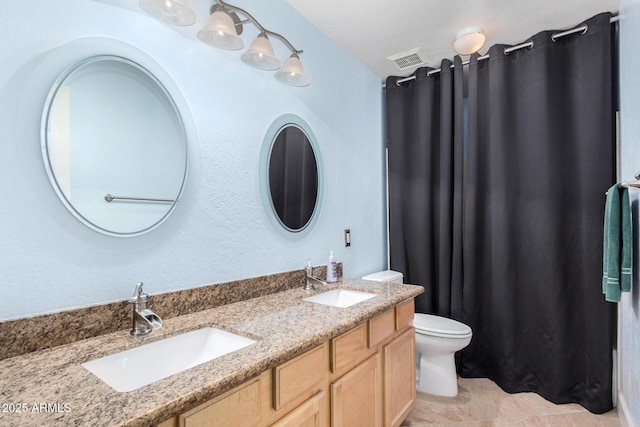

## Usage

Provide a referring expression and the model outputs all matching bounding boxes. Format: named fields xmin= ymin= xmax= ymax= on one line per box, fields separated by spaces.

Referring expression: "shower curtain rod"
xmin=393 ymin=15 xmax=619 ymax=86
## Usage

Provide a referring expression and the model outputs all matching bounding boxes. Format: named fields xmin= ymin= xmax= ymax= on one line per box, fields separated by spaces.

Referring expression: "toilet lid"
xmin=413 ymin=313 xmax=472 ymax=336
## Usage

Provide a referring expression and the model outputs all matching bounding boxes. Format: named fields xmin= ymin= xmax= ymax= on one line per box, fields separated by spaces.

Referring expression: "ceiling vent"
xmin=387 ymin=48 xmax=427 ymax=71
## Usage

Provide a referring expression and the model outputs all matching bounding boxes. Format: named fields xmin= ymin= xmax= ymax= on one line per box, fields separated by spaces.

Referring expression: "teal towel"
xmin=603 ymin=184 xmax=633 ymax=302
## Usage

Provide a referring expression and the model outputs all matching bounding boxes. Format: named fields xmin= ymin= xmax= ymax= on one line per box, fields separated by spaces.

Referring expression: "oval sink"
xmin=82 ymin=327 xmax=256 ymax=392
xmin=303 ymin=289 xmax=377 ymax=308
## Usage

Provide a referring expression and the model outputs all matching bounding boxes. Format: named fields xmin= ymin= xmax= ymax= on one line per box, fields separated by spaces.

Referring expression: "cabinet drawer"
xmin=331 ymin=322 xmax=369 ymax=375
xmin=157 ymin=417 xmax=177 ymax=427
xmin=180 ymin=377 xmax=261 ymax=427
xmin=368 ymin=309 xmax=395 ymax=348
xmin=395 ymin=299 xmax=414 ymax=332
xmin=270 ymin=390 xmax=327 ymax=427
xmin=273 ymin=345 xmax=325 ymax=411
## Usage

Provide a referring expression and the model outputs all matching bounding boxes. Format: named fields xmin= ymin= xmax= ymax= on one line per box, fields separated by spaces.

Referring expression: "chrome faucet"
xmin=304 ymin=260 xmax=327 ymax=290
xmin=130 ymin=282 xmax=163 ymax=337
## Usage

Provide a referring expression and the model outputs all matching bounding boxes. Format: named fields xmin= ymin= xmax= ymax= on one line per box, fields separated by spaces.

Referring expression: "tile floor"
xmin=401 ymin=378 xmax=620 ymax=426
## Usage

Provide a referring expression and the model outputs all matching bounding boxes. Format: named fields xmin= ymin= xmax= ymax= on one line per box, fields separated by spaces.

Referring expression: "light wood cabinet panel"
xmin=330 ymin=353 xmax=382 ymax=427
xmin=368 ymin=309 xmax=395 ymax=348
xmin=270 ymin=390 xmax=327 ymax=427
xmin=156 ymin=417 xmax=177 ymax=427
xmin=179 ymin=377 xmax=261 ymax=427
xmin=395 ymin=299 xmax=414 ymax=332
xmin=383 ymin=328 xmax=416 ymax=427
xmin=273 ymin=345 xmax=325 ymax=411
xmin=330 ymin=323 xmax=371 ymax=376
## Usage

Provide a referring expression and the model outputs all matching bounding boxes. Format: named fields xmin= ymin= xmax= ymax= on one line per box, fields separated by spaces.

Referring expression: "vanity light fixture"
xmin=197 ymin=5 xmax=244 ymax=50
xmin=453 ymin=27 xmax=486 ymax=55
xmin=139 ymin=0 xmax=196 ymax=26
xmin=139 ymin=0 xmax=310 ymax=86
xmin=275 ymin=53 xmax=310 ymax=87
xmin=241 ymin=32 xmax=281 ymax=71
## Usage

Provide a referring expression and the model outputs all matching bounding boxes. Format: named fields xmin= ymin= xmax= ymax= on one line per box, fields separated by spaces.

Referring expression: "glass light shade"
xmin=274 ymin=54 xmax=310 ymax=87
xmin=139 ymin=0 xmax=196 ymax=26
xmin=241 ymin=34 xmax=281 ymax=70
xmin=453 ymin=27 xmax=486 ymax=55
xmin=197 ymin=10 xmax=244 ymax=50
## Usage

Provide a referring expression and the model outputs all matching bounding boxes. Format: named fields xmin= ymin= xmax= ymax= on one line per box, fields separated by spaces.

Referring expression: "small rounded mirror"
xmin=41 ymin=56 xmax=188 ymax=237
xmin=260 ymin=115 xmax=322 ymax=235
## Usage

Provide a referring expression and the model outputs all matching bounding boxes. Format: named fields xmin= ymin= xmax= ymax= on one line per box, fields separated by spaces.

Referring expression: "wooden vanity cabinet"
xmin=157 ymin=299 xmax=415 ymax=427
xmin=329 ymin=298 xmax=415 ymax=427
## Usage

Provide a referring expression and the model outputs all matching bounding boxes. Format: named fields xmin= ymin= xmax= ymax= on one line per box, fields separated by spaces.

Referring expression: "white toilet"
xmin=362 ymin=270 xmax=473 ymax=397
xmin=413 ymin=313 xmax=472 ymax=396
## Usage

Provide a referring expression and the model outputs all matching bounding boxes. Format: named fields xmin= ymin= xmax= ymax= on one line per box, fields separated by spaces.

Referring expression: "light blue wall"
xmin=619 ymin=0 xmax=640 ymax=424
xmin=0 ymin=0 xmax=387 ymax=321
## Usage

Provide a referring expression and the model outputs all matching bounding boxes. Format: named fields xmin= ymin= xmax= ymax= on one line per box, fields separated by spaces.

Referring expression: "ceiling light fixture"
xmin=453 ymin=27 xmax=486 ymax=55
xmin=139 ymin=0 xmax=310 ymax=87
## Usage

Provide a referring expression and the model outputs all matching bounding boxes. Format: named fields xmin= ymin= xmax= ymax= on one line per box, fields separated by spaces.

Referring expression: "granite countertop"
xmin=0 ymin=278 xmax=423 ymax=427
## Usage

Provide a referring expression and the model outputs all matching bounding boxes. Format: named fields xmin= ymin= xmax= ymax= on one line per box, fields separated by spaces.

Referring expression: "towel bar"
xmin=605 ymin=172 xmax=640 ymax=195
xmin=620 ymin=172 xmax=640 ymax=190
xmin=104 ymin=194 xmax=175 ymax=203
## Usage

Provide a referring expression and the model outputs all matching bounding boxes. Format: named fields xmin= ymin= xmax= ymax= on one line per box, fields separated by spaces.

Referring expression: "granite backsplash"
xmin=0 ymin=264 xmax=341 ymax=361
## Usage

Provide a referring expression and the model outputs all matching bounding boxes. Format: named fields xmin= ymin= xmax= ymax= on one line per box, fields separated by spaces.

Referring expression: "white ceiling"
xmin=287 ymin=0 xmax=620 ymax=79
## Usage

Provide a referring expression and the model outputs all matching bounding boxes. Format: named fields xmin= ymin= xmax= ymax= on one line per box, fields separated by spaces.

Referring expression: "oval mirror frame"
xmin=41 ymin=55 xmax=188 ymax=237
xmin=259 ymin=114 xmax=323 ymax=238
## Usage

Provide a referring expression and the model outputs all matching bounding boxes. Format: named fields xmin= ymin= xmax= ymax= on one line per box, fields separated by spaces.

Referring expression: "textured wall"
xmin=619 ymin=0 xmax=640 ymax=424
xmin=0 ymin=0 xmax=386 ymax=321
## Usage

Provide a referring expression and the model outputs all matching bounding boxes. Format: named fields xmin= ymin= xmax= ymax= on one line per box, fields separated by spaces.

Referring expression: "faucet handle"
xmin=305 ymin=259 xmax=313 ymax=276
xmin=130 ymin=282 xmax=147 ymax=303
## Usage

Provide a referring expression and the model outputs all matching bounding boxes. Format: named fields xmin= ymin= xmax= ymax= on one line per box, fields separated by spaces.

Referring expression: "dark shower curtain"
xmin=386 ymin=12 xmax=615 ymax=413
xmin=460 ymin=13 xmax=615 ymax=413
xmin=385 ymin=58 xmax=464 ymax=317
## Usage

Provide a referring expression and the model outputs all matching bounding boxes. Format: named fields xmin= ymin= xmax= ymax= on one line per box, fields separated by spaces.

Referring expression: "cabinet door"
xmin=330 ymin=353 xmax=382 ymax=427
xmin=271 ymin=391 xmax=327 ymax=427
xmin=383 ymin=327 xmax=416 ymax=427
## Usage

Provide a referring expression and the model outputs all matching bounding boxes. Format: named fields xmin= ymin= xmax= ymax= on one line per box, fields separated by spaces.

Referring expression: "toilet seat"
xmin=414 ymin=313 xmax=472 ymax=339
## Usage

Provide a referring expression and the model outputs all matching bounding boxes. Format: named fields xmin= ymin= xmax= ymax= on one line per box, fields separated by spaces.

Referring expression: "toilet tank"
xmin=362 ymin=270 xmax=403 ymax=284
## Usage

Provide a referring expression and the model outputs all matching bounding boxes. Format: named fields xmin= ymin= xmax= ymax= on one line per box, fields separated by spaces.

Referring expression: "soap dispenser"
xmin=327 ymin=251 xmax=338 ymax=284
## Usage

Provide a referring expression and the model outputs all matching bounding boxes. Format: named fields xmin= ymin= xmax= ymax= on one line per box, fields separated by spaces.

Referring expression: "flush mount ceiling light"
xmin=139 ymin=0 xmax=196 ymax=26
xmin=140 ymin=0 xmax=310 ymax=87
xmin=453 ymin=27 xmax=486 ymax=55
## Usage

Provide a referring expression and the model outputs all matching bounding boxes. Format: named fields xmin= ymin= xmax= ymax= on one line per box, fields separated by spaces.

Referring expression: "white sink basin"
xmin=82 ymin=327 xmax=256 ymax=392
xmin=303 ymin=289 xmax=377 ymax=308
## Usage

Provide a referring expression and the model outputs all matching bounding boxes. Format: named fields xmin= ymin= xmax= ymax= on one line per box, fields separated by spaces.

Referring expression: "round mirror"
xmin=260 ymin=115 xmax=323 ymax=235
xmin=41 ymin=56 xmax=187 ymax=237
